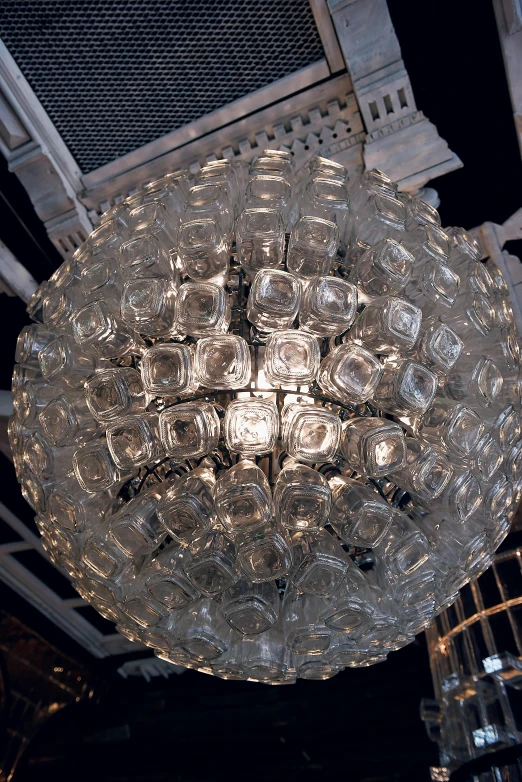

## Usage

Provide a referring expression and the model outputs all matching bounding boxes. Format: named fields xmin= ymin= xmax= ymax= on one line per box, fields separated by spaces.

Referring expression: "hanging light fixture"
xmin=9 ymin=150 xmax=522 ymax=683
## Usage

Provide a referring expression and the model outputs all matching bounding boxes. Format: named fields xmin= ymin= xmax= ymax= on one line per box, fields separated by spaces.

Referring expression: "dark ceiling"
xmin=0 ymin=0 xmax=521 ymax=780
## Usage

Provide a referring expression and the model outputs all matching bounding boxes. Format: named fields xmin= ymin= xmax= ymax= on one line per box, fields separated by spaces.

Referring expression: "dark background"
xmin=0 ymin=0 xmax=521 ymax=779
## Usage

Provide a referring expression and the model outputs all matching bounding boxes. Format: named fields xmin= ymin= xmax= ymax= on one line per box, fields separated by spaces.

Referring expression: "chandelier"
xmin=9 ymin=150 xmax=521 ymax=683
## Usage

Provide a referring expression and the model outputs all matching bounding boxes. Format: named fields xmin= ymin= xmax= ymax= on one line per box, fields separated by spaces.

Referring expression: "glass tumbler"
xmin=236 ymin=207 xmax=284 ymax=277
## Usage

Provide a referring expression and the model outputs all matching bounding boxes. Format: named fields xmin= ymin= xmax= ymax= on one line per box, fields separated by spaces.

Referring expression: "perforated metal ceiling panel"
xmin=0 ymin=0 xmax=325 ymax=174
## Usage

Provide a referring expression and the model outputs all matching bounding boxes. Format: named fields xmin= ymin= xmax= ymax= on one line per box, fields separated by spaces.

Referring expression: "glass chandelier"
xmin=9 ymin=150 xmax=522 ymax=683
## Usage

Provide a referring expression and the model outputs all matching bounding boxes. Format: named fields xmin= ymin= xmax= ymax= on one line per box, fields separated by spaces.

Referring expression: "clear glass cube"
xmin=119 ymin=234 xmax=172 ymax=280
xmin=390 ymin=438 xmax=453 ymax=502
xmin=317 ymin=343 xmax=382 ymax=405
xmin=416 ymin=320 xmax=463 ymax=375
xmin=290 ymin=529 xmax=348 ymax=597
xmin=341 ymin=417 xmax=406 ymax=477
xmin=421 ymin=400 xmax=485 ymax=460
xmin=236 ymin=521 xmax=293 ymax=582
xmin=372 ymin=359 xmax=438 ymax=416
xmin=185 ymin=530 xmax=239 ymax=596
xmin=236 ymin=207 xmax=284 ymax=276
xmin=15 ymin=323 xmax=55 ymax=367
xmin=246 ymin=269 xmax=301 ymax=332
xmin=178 ymin=217 xmax=230 ymax=284
xmin=109 ymin=488 xmax=166 ymax=558
xmin=159 ymin=402 xmax=219 ymax=459
xmin=194 ymin=335 xmax=251 ymax=389
xmin=299 ymin=275 xmax=357 ymax=337
xmin=121 ymin=277 xmax=177 ymax=336
xmin=491 ymin=405 xmax=521 ymax=451
xmin=145 ymin=545 xmax=200 ymax=611
xmin=213 ymin=460 xmax=274 ymax=534
xmin=106 ymin=413 xmax=162 ymax=469
xmin=245 ymin=174 xmax=291 ymax=220
xmin=283 ymin=590 xmax=332 ymax=655
xmin=224 ymin=399 xmax=279 ymax=456
xmin=220 ymin=578 xmax=280 ymax=635
xmin=264 ymin=330 xmax=320 ymax=386
xmin=38 ymin=334 xmax=97 ymax=388
xmin=375 ymin=510 xmax=430 ymax=577
xmin=446 ymin=356 xmax=504 ymax=409
xmin=349 ymin=238 xmax=414 ymax=297
xmin=286 ymin=216 xmax=339 ymax=279
xmin=85 ymin=368 xmax=145 ymax=423
xmin=273 ymin=462 xmax=331 ymax=531
xmin=175 ymin=281 xmax=231 ymax=337
xmin=329 ymin=476 xmax=393 ymax=547
xmin=40 ymin=392 xmax=99 ymax=446
xmin=474 ymin=435 xmax=503 ymax=484
xmin=282 ymin=404 xmax=341 ymax=464
xmin=80 ymin=256 xmax=122 ymax=302
xmin=141 ymin=343 xmax=196 ymax=396
xmin=72 ymin=300 xmax=139 ymax=358
xmin=73 ymin=439 xmax=127 ymax=492
xmin=351 ymin=296 xmax=422 ymax=354
xmin=156 ymin=467 xmax=215 ymax=542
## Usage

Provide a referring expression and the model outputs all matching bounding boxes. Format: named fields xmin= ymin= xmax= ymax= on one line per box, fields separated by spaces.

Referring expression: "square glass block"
xmin=291 ymin=529 xmax=348 ymax=597
xmin=81 ymin=534 xmax=128 ymax=578
xmin=350 ymin=238 xmax=414 ymax=297
xmin=72 ymin=300 xmax=136 ymax=358
xmin=246 ymin=269 xmax=301 ymax=331
xmin=372 ymin=359 xmax=438 ymax=416
xmin=213 ymin=460 xmax=274 ymax=534
xmin=85 ymin=368 xmax=145 ymax=423
xmin=421 ymin=400 xmax=485 ymax=460
xmin=220 ymin=579 xmax=279 ymax=635
xmin=122 ymin=595 xmax=167 ymax=628
xmin=447 ymin=470 xmax=483 ymax=521
xmin=492 ymin=405 xmax=521 ymax=451
xmin=286 ymin=216 xmax=339 ymax=279
xmin=39 ymin=394 xmax=90 ymax=447
xmin=121 ymin=277 xmax=177 ymax=336
xmin=417 ymin=262 xmax=460 ymax=308
xmin=299 ymin=276 xmax=357 ymax=337
xmin=73 ymin=440 xmax=122 ymax=492
xmin=236 ymin=523 xmax=293 ymax=582
xmin=273 ymin=463 xmax=331 ymax=531
xmin=417 ymin=320 xmax=463 ymax=374
xmin=329 ymin=477 xmax=393 ymax=547
xmin=318 ymin=343 xmax=382 ymax=405
xmin=351 ymin=296 xmax=422 ymax=354
xmin=147 ymin=568 xmax=201 ymax=612
xmin=178 ymin=217 xmax=229 ymax=283
xmin=141 ymin=343 xmax=195 ymax=396
xmin=159 ymin=402 xmax=219 ymax=459
xmin=109 ymin=497 xmax=165 ymax=558
xmin=186 ymin=530 xmax=239 ymax=596
xmin=106 ymin=413 xmax=162 ymax=469
xmin=224 ymin=399 xmax=279 ymax=456
xmin=194 ymin=335 xmax=251 ymax=389
xmin=80 ymin=256 xmax=121 ymax=301
xmin=283 ymin=404 xmax=341 ymax=464
xmin=235 ymin=207 xmax=284 ymax=276
xmin=341 ymin=418 xmax=406 ymax=477
xmin=119 ymin=234 xmax=171 ymax=279
xmin=484 ymin=475 xmax=514 ymax=519
xmin=176 ymin=282 xmax=231 ymax=337
xmin=156 ymin=467 xmax=215 ymax=542
xmin=264 ymin=330 xmax=320 ymax=386
xmin=475 ymin=435 xmax=503 ymax=484
xmin=390 ymin=438 xmax=452 ymax=502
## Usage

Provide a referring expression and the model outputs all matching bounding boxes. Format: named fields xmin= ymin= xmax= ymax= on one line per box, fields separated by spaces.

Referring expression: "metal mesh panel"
xmin=0 ymin=0 xmax=326 ymax=174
